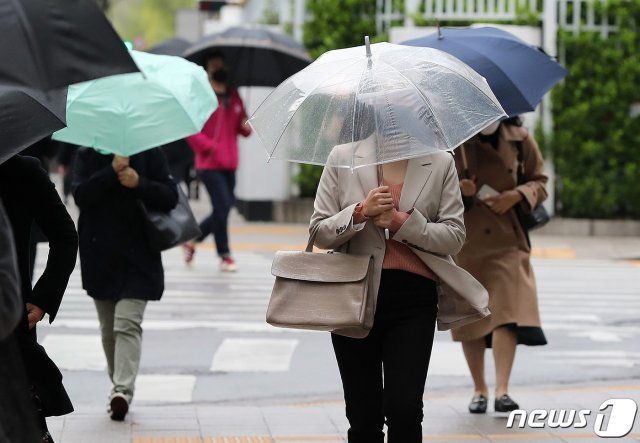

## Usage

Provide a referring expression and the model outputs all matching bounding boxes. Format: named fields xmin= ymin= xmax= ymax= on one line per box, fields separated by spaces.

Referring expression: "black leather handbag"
xmin=515 ymin=141 xmax=550 ymax=231
xmin=139 ymin=184 xmax=201 ymax=251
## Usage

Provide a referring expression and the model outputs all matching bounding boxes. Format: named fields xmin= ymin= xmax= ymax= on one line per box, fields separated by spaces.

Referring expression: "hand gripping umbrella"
xmin=402 ymin=26 xmax=568 ymax=117
xmin=0 ymin=85 xmax=67 ymax=164
xmin=0 ymin=0 xmax=139 ymax=91
xmin=52 ymin=51 xmax=218 ymax=157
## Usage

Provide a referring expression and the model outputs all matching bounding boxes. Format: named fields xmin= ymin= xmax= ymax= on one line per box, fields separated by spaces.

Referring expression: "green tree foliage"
xmin=303 ymin=0 xmax=377 ymax=59
xmin=551 ymin=2 xmax=640 ymax=218
xmin=109 ymin=0 xmax=193 ymax=48
xmin=295 ymin=0 xmax=378 ymax=196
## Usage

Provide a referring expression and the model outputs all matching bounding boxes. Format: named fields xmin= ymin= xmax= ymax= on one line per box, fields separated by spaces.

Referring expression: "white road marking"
xmin=41 ymin=334 xmax=106 ymax=371
xmin=135 ymin=374 xmax=196 ymax=403
xmin=210 ymin=338 xmax=299 ymax=372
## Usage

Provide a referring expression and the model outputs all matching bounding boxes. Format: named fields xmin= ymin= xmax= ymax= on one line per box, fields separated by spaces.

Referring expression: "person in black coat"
xmin=0 ymin=155 xmax=79 ymax=443
xmin=72 ymin=148 xmax=178 ymax=421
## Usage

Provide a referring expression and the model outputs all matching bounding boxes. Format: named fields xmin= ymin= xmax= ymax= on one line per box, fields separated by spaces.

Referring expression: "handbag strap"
xmin=306 ymin=225 xmax=319 ymax=252
xmin=306 ymin=224 xmax=351 ymax=253
xmin=515 ymin=140 xmax=525 ymax=186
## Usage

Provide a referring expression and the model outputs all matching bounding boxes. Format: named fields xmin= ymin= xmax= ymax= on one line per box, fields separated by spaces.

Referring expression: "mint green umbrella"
xmin=53 ymin=50 xmax=217 ymax=156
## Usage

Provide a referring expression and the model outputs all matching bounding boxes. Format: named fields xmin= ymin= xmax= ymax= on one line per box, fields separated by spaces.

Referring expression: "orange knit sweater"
xmin=354 ymin=181 xmax=438 ymax=282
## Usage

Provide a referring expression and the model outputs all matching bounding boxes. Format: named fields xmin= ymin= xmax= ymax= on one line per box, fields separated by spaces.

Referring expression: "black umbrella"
xmin=148 ymin=38 xmax=191 ymax=57
xmin=184 ymin=26 xmax=312 ymax=87
xmin=0 ymin=86 xmax=67 ymax=165
xmin=0 ymin=0 xmax=139 ymax=91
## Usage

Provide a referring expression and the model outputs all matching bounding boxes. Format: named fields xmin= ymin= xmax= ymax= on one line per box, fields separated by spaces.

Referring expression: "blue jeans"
xmin=197 ymin=170 xmax=235 ymax=257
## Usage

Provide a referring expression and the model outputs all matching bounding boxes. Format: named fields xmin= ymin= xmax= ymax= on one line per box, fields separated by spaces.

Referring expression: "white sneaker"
xmin=220 ymin=256 xmax=237 ymax=272
xmin=108 ymin=392 xmax=129 ymax=421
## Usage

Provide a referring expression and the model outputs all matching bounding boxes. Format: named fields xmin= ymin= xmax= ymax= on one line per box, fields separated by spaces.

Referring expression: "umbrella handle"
xmin=460 ymin=144 xmax=470 ymax=179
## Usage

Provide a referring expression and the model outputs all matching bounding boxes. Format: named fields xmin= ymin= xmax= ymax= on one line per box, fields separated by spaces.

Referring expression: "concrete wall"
xmin=236 ymin=87 xmax=293 ymax=204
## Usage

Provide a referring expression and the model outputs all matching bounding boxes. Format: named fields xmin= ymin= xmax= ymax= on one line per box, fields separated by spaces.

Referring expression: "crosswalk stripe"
xmin=210 ymin=338 xmax=299 ymax=372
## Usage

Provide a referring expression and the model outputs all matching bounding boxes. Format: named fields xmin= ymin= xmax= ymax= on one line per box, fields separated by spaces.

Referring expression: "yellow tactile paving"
xmin=196 ymin=242 xmax=307 ymax=252
xmin=552 ymin=383 xmax=640 ymax=393
xmin=531 ymin=247 xmax=576 ymax=259
xmin=195 ymin=243 xmax=581 ymax=257
xmin=229 ymin=226 xmax=309 ymax=235
xmin=133 ymin=434 xmax=640 ymax=442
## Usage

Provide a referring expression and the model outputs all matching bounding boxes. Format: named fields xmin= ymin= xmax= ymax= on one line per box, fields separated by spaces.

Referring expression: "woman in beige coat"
xmin=452 ymin=117 xmax=548 ymax=414
xmin=311 ymin=133 xmax=490 ymax=443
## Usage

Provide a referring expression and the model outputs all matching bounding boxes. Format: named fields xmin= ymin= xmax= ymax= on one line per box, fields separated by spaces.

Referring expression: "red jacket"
xmin=187 ymin=89 xmax=251 ymax=171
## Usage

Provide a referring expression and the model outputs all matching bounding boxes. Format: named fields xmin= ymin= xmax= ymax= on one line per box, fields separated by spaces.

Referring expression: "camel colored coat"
xmin=310 ymin=138 xmax=490 ymax=331
xmin=451 ymin=124 xmax=548 ymax=342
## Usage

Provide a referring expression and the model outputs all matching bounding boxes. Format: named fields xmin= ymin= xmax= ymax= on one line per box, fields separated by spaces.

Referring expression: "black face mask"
xmin=211 ymin=68 xmax=228 ymax=84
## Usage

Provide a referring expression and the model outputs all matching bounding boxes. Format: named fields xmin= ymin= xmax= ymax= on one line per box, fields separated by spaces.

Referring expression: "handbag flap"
xmin=271 ymin=251 xmax=372 ymax=283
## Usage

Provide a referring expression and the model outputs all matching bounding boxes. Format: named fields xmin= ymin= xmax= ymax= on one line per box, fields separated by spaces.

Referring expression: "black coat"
xmin=72 ymin=148 xmax=178 ymax=301
xmin=0 ymin=200 xmax=20 ymax=340
xmin=0 ymin=155 xmax=78 ymax=417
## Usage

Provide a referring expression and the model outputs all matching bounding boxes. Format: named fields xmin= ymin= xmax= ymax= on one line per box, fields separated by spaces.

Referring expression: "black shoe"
xmin=494 ymin=394 xmax=519 ymax=412
xmin=109 ymin=393 xmax=129 ymax=421
xmin=468 ymin=394 xmax=488 ymax=414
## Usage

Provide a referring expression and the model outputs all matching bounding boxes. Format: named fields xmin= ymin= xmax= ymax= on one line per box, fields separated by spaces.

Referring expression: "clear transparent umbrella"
xmin=249 ymin=38 xmax=506 ymax=170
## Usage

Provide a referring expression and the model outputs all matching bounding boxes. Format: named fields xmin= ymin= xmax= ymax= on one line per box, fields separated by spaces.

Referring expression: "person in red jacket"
xmin=184 ymin=52 xmax=251 ymax=271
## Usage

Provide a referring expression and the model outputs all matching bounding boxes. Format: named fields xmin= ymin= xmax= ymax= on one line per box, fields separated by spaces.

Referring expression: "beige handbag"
xmin=266 ymin=228 xmax=376 ymax=339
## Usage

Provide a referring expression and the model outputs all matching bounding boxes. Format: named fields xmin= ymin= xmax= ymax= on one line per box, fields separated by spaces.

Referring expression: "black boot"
xmin=494 ymin=394 xmax=519 ymax=412
xmin=468 ymin=394 xmax=488 ymax=414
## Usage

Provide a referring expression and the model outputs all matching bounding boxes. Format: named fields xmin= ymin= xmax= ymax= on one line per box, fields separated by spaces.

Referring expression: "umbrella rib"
xmin=350 ymin=59 xmax=374 ymax=171
xmin=426 ymin=38 xmax=531 ymax=114
xmin=266 ymin=58 xmax=365 ymax=161
xmin=379 ymin=56 xmax=503 ymax=146
xmin=376 ymin=58 xmax=450 ymax=147
xmin=9 ymin=0 xmax=48 ymax=90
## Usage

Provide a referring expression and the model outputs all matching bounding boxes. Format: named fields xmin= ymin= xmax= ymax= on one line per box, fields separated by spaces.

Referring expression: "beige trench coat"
xmin=451 ymin=124 xmax=548 ymax=342
xmin=310 ymin=137 xmax=490 ymax=331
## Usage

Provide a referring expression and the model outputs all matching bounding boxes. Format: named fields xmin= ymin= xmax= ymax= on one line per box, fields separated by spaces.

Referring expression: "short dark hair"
xmin=503 ymin=116 xmax=523 ymax=127
xmin=207 ymin=50 xmax=225 ymax=62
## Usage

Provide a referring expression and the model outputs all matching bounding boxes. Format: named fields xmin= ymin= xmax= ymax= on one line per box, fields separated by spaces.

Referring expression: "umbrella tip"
xmin=365 ymin=36 xmax=372 ymax=57
xmin=437 ymin=22 xmax=443 ymax=40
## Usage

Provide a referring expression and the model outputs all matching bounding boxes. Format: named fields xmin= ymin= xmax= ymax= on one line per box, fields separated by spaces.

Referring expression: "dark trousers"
xmin=196 ymin=170 xmax=235 ymax=257
xmin=331 ymin=270 xmax=439 ymax=443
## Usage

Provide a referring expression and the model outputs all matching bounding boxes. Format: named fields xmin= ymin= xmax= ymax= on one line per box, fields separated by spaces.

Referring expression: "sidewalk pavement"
xmin=49 ymin=379 xmax=640 ymax=443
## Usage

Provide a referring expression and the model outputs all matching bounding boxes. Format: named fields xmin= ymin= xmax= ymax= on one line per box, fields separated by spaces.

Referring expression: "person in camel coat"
xmin=452 ymin=116 xmax=548 ymax=415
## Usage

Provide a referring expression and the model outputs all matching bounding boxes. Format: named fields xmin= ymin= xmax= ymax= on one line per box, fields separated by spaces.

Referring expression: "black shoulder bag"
xmin=514 ymin=141 xmax=550 ymax=231
xmin=139 ymin=184 xmax=202 ymax=252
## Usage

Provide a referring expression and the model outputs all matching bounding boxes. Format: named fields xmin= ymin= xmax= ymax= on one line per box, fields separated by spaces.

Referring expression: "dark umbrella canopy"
xmin=0 ymin=0 xmax=139 ymax=91
xmin=402 ymin=27 xmax=568 ymax=117
xmin=184 ymin=26 xmax=312 ymax=87
xmin=0 ymin=86 xmax=67 ymax=165
xmin=148 ymin=38 xmax=191 ymax=57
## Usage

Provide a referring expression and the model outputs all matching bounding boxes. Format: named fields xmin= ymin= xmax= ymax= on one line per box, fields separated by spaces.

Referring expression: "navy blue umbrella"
xmin=402 ymin=27 xmax=567 ymax=117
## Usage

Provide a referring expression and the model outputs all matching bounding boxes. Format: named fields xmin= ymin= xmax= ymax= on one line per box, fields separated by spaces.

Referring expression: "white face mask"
xmin=480 ymin=121 xmax=500 ymax=136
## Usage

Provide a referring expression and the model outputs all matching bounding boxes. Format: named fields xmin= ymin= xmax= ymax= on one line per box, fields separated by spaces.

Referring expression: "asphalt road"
xmin=36 ymin=233 xmax=640 ymax=409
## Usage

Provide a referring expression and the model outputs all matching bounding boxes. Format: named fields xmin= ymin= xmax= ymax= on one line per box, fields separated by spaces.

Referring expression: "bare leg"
xmin=492 ymin=326 xmax=517 ymax=397
xmin=461 ymin=338 xmax=488 ymax=395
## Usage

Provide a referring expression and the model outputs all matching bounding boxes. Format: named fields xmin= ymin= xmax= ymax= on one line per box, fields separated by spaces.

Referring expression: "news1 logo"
xmin=506 ymin=398 xmax=638 ymax=438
